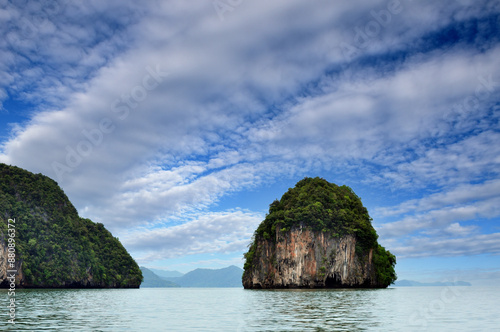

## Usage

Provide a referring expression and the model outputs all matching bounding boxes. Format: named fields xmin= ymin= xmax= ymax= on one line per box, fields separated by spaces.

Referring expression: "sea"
xmin=1 ymin=286 xmax=498 ymax=331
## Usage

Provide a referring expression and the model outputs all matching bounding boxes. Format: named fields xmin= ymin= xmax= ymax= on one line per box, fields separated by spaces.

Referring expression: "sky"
xmin=0 ymin=0 xmax=499 ymax=285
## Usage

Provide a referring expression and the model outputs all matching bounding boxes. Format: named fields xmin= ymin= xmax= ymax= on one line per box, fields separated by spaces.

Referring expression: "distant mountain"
xmin=165 ymin=266 xmax=244 ymax=287
xmin=148 ymin=268 xmax=184 ymax=278
xmin=140 ymin=267 xmax=180 ymax=288
xmin=394 ymin=279 xmax=471 ymax=287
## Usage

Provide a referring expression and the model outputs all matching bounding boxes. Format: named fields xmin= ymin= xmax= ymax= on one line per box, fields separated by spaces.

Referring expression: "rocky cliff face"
xmin=243 ymin=224 xmax=381 ymax=289
xmin=0 ymin=236 xmax=23 ymax=286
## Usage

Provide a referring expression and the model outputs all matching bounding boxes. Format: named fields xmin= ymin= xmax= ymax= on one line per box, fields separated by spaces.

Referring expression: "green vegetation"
xmin=243 ymin=177 xmax=396 ymax=286
xmin=0 ymin=163 xmax=142 ymax=288
xmin=373 ymin=244 xmax=397 ymax=286
xmin=243 ymin=242 xmax=257 ymax=271
xmin=254 ymin=177 xmax=377 ymax=245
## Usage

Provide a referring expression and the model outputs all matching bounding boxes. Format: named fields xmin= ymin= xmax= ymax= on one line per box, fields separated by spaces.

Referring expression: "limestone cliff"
xmin=243 ymin=226 xmax=379 ymax=288
xmin=242 ymin=177 xmax=396 ymax=289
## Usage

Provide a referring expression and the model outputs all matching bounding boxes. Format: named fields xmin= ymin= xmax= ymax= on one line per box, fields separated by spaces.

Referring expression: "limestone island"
xmin=242 ymin=177 xmax=396 ymax=289
xmin=0 ymin=163 xmax=142 ymax=288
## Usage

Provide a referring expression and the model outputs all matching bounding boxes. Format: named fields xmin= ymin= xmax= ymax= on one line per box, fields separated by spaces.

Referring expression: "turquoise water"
xmin=1 ymin=286 xmax=498 ymax=331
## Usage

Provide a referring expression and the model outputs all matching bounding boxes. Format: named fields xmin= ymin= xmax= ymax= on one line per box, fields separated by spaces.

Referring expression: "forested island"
xmin=243 ymin=177 xmax=396 ymax=289
xmin=0 ymin=163 xmax=142 ymax=288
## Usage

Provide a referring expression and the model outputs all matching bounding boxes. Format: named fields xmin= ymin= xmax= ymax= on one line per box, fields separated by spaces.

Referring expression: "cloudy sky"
xmin=1 ymin=0 xmax=499 ymax=285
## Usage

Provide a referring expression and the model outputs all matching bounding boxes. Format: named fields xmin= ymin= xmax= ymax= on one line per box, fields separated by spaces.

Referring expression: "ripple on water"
xmin=1 ymin=287 xmax=499 ymax=331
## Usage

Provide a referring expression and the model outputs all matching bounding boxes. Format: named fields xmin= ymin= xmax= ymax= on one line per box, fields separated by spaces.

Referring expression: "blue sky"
xmin=1 ymin=0 xmax=499 ymax=285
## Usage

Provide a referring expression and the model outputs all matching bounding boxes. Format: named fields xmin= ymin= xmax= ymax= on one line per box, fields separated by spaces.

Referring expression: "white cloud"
xmin=374 ymin=178 xmax=500 ymax=258
xmin=0 ymin=0 xmax=145 ymax=110
xmin=393 ymin=233 xmax=500 ymax=258
xmin=381 ymin=131 xmax=500 ymax=189
xmin=122 ymin=210 xmax=263 ymax=263
xmin=0 ymin=0 xmax=499 ymax=265
xmin=376 ymin=179 xmax=500 ymax=217
xmin=376 ymin=195 xmax=500 ymax=237
xmin=443 ymin=223 xmax=477 ymax=237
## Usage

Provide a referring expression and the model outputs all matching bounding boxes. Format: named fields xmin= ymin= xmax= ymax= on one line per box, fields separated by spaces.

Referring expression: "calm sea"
xmin=1 ymin=286 xmax=498 ymax=331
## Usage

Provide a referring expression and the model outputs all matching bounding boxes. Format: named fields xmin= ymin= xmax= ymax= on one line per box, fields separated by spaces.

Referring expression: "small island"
xmin=0 ymin=163 xmax=142 ymax=288
xmin=242 ymin=177 xmax=396 ymax=289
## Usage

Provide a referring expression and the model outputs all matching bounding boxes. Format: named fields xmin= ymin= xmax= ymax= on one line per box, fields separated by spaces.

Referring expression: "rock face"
xmin=243 ymin=226 xmax=378 ymax=288
xmin=0 ymin=236 xmax=23 ymax=285
xmin=0 ymin=163 xmax=142 ymax=288
xmin=242 ymin=177 xmax=396 ymax=289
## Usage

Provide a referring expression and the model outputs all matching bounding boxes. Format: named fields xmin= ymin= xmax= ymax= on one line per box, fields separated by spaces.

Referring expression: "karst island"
xmin=242 ymin=177 xmax=396 ymax=289
xmin=0 ymin=163 xmax=142 ymax=288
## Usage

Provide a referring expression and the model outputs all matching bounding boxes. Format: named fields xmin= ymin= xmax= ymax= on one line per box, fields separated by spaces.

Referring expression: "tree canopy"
xmin=255 ymin=177 xmax=378 ymax=247
xmin=0 ymin=163 xmax=142 ymax=288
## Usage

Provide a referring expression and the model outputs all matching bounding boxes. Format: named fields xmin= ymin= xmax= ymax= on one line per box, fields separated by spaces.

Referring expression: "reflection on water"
xmin=0 ymin=287 xmax=498 ymax=331
xmin=2 ymin=289 xmax=137 ymax=331
xmin=241 ymin=289 xmax=390 ymax=331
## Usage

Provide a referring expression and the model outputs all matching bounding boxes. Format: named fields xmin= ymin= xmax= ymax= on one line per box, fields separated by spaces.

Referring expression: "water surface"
xmin=1 ymin=286 xmax=498 ymax=331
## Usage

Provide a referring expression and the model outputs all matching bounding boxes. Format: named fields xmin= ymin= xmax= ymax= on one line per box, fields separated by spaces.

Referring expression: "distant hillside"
xmin=148 ymin=268 xmax=184 ymax=278
xmin=164 ymin=266 xmax=243 ymax=287
xmin=140 ymin=267 xmax=180 ymax=288
xmin=394 ymin=280 xmax=471 ymax=287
